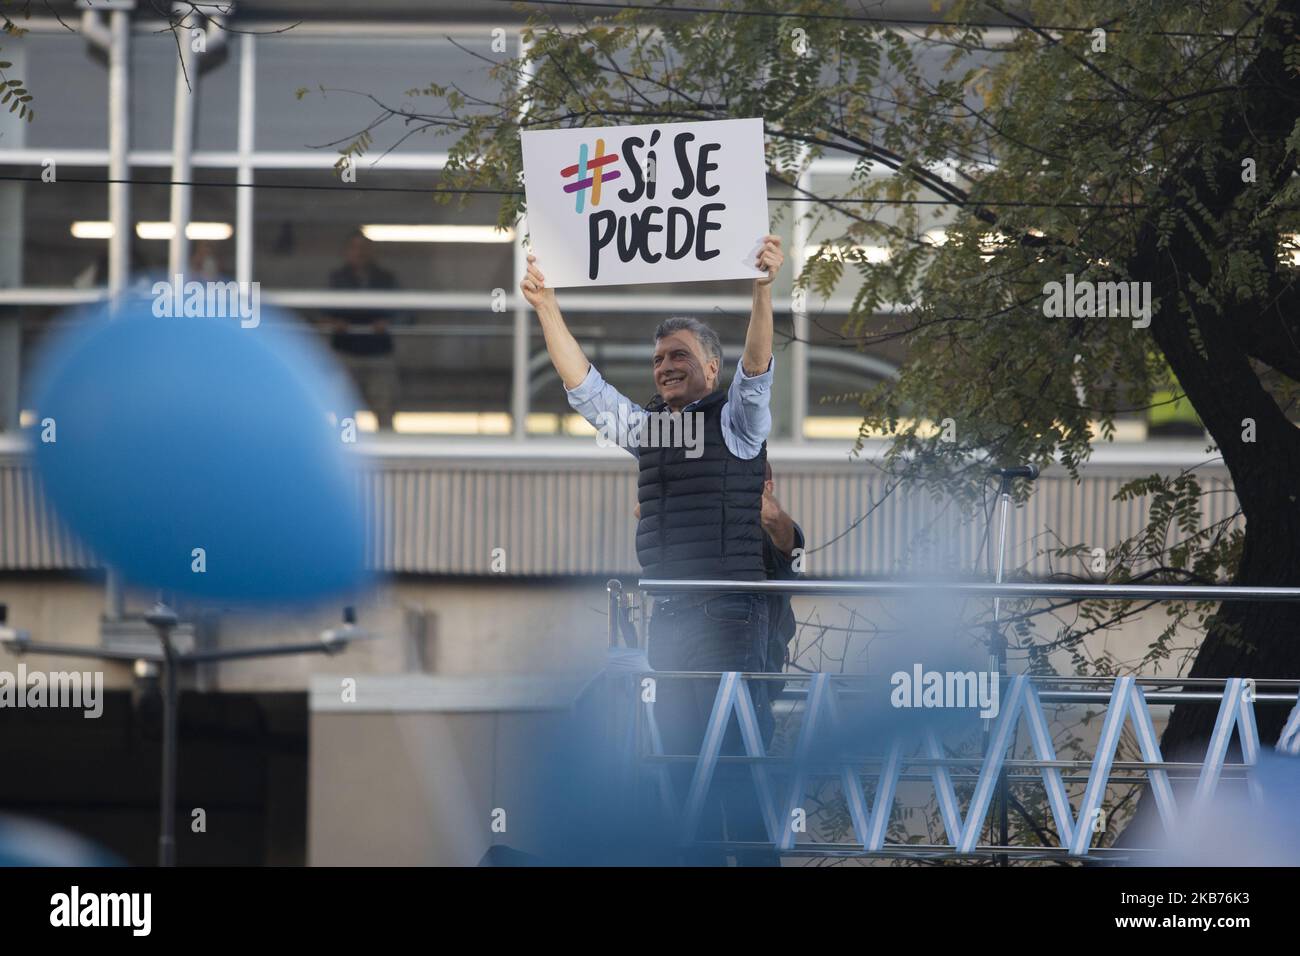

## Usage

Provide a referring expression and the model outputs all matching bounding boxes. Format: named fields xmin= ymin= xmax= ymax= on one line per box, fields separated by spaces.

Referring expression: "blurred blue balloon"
xmin=0 ymin=814 xmax=122 ymax=866
xmin=1137 ymin=750 xmax=1300 ymax=866
xmin=25 ymin=294 xmax=369 ymax=606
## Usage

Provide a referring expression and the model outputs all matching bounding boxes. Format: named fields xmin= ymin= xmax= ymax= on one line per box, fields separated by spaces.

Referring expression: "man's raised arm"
xmin=741 ymin=235 xmax=783 ymax=377
xmin=721 ymin=235 xmax=785 ymax=458
xmin=520 ymin=253 xmax=646 ymax=454
xmin=520 ymin=254 xmax=590 ymax=388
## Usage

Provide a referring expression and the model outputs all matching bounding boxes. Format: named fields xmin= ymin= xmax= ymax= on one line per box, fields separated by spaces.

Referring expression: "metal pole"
xmin=145 ymin=602 xmax=180 ymax=867
xmin=637 ymin=579 xmax=1300 ymax=601
xmin=105 ymin=567 xmax=125 ymax=621
xmin=235 ymin=32 xmax=255 ymax=286
xmin=637 ymin=591 xmax=648 ymax=649
xmin=80 ymin=2 xmax=134 ymax=306
xmin=992 ymin=480 xmax=1011 ymax=630
xmin=511 ymin=33 xmax=534 ymax=440
xmin=107 ymin=6 xmax=131 ymax=303
xmin=168 ymin=25 xmax=196 ymax=279
xmin=990 ymin=477 xmax=1013 ymax=863
xmin=606 ymin=579 xmax=622 ymax=649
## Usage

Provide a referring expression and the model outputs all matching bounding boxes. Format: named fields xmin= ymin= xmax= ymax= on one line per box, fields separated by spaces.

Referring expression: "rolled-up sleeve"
xmin=721 ymin=355 xmax=774 ymax=459
xmin=565 ymin=363 xmax=646 ymax=458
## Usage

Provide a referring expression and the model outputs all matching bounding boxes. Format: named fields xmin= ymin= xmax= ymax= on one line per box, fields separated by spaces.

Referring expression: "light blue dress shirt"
xmin=564 ymin=356 xmax=775 ymax=459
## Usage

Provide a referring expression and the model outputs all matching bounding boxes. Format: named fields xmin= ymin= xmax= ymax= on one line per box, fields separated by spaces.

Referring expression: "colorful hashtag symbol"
xmin=561 ymin=138 xmax=621 ymax=213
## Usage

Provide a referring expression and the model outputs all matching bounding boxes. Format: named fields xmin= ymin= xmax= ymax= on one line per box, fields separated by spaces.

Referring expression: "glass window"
xmin=799 ymin=170 xmax=933 ymax=308
xmin=0 ymin=165 xmax=240 ymax=289
xmin=255 ymin=35 xmax=505 ymax=153
xmin=11 ymin=32 xmax=109 ymax=150
xmin=386 ymin=310 xmax=513 ymax=424
xmin=129 ymin=168 xmax=239 ymax=277
xmin=8 ymin=303 xmax=95 ymax=435
xmin=14 ymin=302 xmax=65 ymax=370
xmin=909 ymin=40 xmax=999 ymax=126
xmin=252 ymin=169 xmax=513 ymax=291
xmin=263 ymin=308 xmax=515 ymax=432
xmin=0 ymin=165 xmax=108 ymax=287
xmin=130 ymin=31 xmax=242 ymax=152
xmin=9 ymin=27 xmax=242 ymax=152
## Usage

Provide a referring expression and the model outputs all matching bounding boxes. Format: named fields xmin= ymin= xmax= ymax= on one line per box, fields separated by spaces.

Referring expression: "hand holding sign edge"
xmin=521 ymin=253 xmax=591 ymax=390
xmin=755 ymin=234 xmax=784 ymax=287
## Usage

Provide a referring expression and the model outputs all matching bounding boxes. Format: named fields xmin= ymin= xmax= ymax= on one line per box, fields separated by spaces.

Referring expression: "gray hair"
xmin=654 ymin=316 xmax=722 ymax=367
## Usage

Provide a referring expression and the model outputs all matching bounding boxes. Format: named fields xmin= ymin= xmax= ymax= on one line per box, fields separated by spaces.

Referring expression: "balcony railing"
xmin=605 ymin=579 xmax=1300 ymax=862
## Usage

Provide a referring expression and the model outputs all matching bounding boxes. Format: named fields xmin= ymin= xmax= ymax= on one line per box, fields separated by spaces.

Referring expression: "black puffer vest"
xmin=635 ymin=388 xmax=767 ymax=581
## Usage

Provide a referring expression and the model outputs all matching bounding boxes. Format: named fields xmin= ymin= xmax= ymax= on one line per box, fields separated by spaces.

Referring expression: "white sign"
xmin=520 ymin=118 xmax=770 ymax=288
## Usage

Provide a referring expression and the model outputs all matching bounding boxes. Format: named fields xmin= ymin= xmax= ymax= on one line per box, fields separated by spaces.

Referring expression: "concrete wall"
xmin=307 ymin=676 xmax=580 ymax=866
xmin=0 ymin=575 xmax=616 ymax=691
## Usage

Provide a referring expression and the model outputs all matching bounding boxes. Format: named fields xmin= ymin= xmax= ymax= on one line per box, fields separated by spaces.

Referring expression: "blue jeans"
xmin=648 ymin=592 xmax=776 ymax=865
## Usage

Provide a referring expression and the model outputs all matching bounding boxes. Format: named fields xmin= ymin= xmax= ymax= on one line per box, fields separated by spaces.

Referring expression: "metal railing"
xmin=639 ymin=579 xmax=1300 ymax=602
xmin=612 ymin=578 xmax=1300 ymax=862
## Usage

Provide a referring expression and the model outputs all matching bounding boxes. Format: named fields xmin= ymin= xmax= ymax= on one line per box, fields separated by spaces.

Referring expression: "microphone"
xmin=991 ymin=464 xmax=1040 ymax=480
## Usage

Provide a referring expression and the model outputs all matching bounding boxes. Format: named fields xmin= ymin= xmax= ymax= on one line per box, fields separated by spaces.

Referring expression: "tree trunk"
xmin=1111 ymin=0 xmax=1300 ymax=849
xmin=1114 ymin=480 xmax=1300 ymax=850
xmin=1160 ymin=483 xmax=1300 ymax=752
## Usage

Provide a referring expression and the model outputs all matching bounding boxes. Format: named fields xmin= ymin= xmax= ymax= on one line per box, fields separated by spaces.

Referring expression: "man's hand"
xmin=761 ymin=488 xmax=796 ymax=556
xmin=760 ymin=489 xmax=782 ymax=528
xmin=754 ymin=234 xmax=784 ymax=287
xmin=520 ymin=254 xmax=557 ymax=311
xmin=519 ymin=252 xmax=590 ymax=389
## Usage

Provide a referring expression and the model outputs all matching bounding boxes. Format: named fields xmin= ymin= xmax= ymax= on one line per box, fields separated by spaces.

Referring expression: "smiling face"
xmin=653 ymin=329 xmax=719 ymax=410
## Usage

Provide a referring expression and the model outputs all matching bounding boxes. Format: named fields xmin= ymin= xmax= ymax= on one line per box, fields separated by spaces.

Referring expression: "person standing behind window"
xmin=326 ymin=230 xmax=399 ymax=430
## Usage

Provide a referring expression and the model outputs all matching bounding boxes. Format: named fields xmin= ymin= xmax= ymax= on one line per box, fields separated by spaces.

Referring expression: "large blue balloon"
xmin=25 ymin=295 xmax=370 ymax=606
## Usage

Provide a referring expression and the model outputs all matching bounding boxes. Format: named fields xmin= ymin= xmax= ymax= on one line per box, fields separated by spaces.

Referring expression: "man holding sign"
xmin=520 ymin=118 xmax=783 ymax=863
xmin=521 ymin=232 xmax=782 ymax=864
